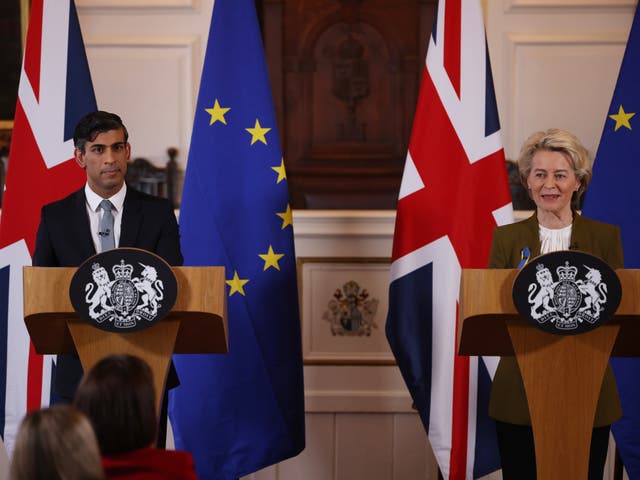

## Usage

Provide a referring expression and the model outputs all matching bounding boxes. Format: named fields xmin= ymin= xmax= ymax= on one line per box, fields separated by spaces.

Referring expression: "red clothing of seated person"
xmin=102 ymin=447 xmax=198 ymax=480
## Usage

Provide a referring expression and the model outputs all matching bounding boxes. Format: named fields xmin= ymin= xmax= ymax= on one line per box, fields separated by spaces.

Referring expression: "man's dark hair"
xmin=73 ymin=354 xmax=157 ymax=455
xmin=73 ymin=111 xmax=129 ymax=153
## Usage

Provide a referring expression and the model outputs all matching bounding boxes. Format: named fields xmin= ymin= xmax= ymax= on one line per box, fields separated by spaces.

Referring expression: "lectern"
xmin=458 ymin=268 xmax=640 ymax=479
xmin=23 ymin=266 xmax=227 ymax=413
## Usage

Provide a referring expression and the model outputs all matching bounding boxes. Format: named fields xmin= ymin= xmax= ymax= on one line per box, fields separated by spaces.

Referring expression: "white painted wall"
xmin=486 ymin=0 xmax=635 ymax=161
xmin=77 ymin=0 xmax=215 ymax=168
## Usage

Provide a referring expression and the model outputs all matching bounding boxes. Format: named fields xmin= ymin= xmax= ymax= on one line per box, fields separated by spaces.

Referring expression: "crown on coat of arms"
xmin=557 ymin=261 xmax=578 ymax=282
xmin=112 ymin=260 xmax=134 ymax=280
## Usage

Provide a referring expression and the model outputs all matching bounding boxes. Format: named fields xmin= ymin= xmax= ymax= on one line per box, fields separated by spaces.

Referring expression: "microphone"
xmin=98 ymin=229 xmax=111 ymax=237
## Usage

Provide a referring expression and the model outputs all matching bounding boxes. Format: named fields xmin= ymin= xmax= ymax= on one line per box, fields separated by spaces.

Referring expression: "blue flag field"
xmin=168 ymin=1 xmax=305 ymax=479
xmin=582 ymin=3 xmax=640 ymax=478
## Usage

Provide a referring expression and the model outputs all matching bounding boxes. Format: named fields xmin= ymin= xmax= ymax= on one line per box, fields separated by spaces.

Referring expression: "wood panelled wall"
xmin=263 ymin=0 xmax=437 ymax=209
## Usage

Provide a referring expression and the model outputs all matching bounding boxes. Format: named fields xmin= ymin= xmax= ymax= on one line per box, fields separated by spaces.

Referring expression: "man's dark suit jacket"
xmin=33 ymin=186 xmax=183 ymax=400
xmin=487 ymin=212 xmax=623 ymax=427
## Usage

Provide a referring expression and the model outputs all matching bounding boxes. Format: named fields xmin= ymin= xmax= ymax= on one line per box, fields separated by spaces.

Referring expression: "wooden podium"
xmin=458 ymin=268 xmax=640 ymax=479
xmin=23 ymin=266 xmax=227 ymax=413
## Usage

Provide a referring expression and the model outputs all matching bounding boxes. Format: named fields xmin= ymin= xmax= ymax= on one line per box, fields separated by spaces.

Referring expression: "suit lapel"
xmin=524 ymin=213 xmax=542 ymax=258
xmin=72 ymin=189 xmax=97 ymax=259
xmin=571 ymin=213 xmax=585 ymax=250
xmin=119 ymin=187 xmax=142 ymax=247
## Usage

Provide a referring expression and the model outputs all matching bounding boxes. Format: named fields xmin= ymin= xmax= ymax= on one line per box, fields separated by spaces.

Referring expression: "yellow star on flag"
xmin=225 ymin=270 xmax=249 ymax=296
xmin=205 ymin=99 xmax=230 ymax=125
xmin=277 ymin=204 xmax=293 ymax=229
xmin=609 ymin=105 xmax=635 ymax=131
xmin=259 ymin=245 xmax=285 ymax=271
xmin=271 ymin=158 xmax=287 ymax=183
xmin=245 ymin=119 xmax=271 ymax=145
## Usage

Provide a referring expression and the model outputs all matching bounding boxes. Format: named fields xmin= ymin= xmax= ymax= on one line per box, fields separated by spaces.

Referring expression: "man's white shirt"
xmin=84 ymin=183 xmax=127 ymax=253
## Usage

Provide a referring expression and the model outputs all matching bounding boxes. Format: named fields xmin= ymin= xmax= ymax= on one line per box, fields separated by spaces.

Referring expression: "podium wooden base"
xmin=507 ymin=321 xmax=619 ymax=479
xmin=23 ymin=265 xmax=227 ymax=415
xmin=458 ymin=268 xmax=640 ymax=479
xmin=67 ymin=319 xmax=180 ymax=414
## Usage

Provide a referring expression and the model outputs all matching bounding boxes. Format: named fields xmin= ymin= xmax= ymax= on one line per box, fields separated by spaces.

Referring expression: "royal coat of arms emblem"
xmin=512 ymin=251 xmax=621 ymax=335
xmin=70 ymin=248 xmax=177 ymax=332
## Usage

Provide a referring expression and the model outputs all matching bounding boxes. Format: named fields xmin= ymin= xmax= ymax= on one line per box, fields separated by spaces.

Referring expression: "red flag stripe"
xmin=23 ymin=0 xmax=43 ymax=102
xmin=443 ymin=0 xmax=462 ymax=98
xmin=26 ymin=345 xmax=43 ymax=412
xmin=449 ymin=304 xmax=469 ymax=479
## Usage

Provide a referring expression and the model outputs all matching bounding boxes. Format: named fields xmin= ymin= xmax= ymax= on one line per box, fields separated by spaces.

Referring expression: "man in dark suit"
xmin=33 ymin=110 xmax=183 ymax=402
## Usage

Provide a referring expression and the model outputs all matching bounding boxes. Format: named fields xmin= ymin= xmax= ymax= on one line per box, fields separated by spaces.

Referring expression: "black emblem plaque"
xmin=69 ymin=248 xmax=178 ymax=333
xmin=512 ymin=250 xmax=621 ymax=335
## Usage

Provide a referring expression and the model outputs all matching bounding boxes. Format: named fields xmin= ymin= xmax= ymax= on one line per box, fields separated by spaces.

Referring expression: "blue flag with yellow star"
xmin=168 ymin=1 xmax=305 ymax=478
xmin=582 ymin=3 xmax=640 ymax=477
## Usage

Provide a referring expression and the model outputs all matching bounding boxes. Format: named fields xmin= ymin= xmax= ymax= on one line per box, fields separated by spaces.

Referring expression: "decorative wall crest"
xmin=323 ymin=280 xmax=379 ymax=336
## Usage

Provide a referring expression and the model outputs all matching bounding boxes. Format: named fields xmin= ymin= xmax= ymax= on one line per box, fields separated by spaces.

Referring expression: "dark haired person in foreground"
xmin=32 ymin=111 xmax=182 ymax=434
xmin=74 ymin=354 xmax=198 ymax=480
xmin=488 ymin=128 xmax=623 ymax=479
xmin=10 ymin=405 xmax=105 ymax=480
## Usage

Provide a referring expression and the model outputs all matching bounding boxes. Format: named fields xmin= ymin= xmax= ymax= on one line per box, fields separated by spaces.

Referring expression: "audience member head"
xmin=73 ymin=111 xmax=129 ymax=154
xmin=74 ymin=354 xmax=157 ymax=455
xmin=10 ymin=405 xmax=104 ymax=480
xmin=518 ymin=128 xmax=592 ymax=203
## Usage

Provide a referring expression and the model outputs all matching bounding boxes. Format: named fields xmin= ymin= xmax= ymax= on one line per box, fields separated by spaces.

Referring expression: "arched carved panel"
xmin=310 ymin=23 xmax=392 ymax=145
xmin=263 ymin=0 xmax=436 ymax=209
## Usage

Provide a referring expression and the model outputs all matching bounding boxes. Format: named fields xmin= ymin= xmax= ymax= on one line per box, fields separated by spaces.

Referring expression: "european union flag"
xmin=582 ymin=3 xmax=640 ymax=477
xmin=168 ymin=1 xmax=305 ymax=478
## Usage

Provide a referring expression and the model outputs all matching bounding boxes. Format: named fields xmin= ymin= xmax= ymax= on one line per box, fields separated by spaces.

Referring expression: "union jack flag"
xmin=386 ymin=0 xmax=512 ymax=478
xmin=0 ymin=0 xmax=96 ymax=452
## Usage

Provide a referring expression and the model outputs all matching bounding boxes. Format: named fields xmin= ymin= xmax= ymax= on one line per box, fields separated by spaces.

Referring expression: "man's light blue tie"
xmin=99 ymin=199 xmax=115 ymax=252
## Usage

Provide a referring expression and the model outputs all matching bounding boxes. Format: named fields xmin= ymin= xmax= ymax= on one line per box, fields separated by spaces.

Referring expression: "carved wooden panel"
xmin=263 ymin=0 xmax=436 ymax=209
xmin=0 ymin=0 xmax=23 ymax=122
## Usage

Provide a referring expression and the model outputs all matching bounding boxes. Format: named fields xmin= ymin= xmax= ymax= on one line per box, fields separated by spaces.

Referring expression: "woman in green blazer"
xmin=488 ymin=128 xmax=623 ymax=480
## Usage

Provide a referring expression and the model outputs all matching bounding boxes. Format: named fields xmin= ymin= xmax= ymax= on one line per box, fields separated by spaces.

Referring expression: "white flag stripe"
xmin=426 ymin=1 xmax=503 ymax=164
xmin=1 ymin=241 xmax=33 ymax=453
xmin=19 ymin=0 xmax=75 ymax=169
xmin=465 ymin=356 xmax=479 ymax=480
xmin=398 ymin=151 xmax=425 ymax=201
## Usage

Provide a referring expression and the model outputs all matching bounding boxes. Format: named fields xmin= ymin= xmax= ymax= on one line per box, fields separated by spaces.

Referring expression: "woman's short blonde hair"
xmin=518 ymin=128 xmax=592 ymax=202
xmin=10 ymin=405 xmax=104 ymax=480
